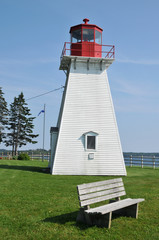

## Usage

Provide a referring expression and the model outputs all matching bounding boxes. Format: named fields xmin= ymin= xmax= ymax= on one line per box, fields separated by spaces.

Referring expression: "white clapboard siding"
xmin=51 ymin=58 xmax=126 ymax=175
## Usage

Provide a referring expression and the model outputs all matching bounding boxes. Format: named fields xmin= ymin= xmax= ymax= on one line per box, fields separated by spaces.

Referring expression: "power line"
xmin=26 ymin=86 xmax=64 ymax=101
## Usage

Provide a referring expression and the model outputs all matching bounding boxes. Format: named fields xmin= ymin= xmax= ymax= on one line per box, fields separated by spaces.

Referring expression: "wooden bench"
xmin=76 ymin=178 xmax=144 ymax=228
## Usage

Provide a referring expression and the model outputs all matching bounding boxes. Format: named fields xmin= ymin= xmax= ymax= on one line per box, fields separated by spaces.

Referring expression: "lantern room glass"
xmin=95 ymin=30 xmax=102 ymax=44
xmin=71 ymin=29 xmax=82 ymax=43
xmin=82 ymin=29 xmax=94 ymax=42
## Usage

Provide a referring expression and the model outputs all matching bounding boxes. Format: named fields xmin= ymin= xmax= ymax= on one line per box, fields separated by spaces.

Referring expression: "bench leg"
xmin=84 ymin=212 xmax=112 ymax=228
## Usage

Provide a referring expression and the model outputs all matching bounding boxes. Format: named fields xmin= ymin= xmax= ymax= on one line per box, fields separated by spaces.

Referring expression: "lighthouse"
xmin=49 ymin=19 xmax=126 ymax=176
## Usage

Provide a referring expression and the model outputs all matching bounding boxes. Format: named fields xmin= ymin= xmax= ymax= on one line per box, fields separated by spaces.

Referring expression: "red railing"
xmin=60 ymin=42 xmax=115 ymax=60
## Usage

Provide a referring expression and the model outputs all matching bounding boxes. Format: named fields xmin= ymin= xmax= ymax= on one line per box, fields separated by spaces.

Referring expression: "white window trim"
xmin=84 ymin=131 xmax=98 ymax=152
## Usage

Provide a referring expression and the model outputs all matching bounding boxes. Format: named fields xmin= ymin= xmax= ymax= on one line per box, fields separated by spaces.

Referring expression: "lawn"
xmin=0 ymin=160 xmax=159 ymax=240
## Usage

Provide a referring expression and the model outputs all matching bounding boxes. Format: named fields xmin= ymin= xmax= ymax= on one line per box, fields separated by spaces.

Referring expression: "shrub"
xmin=12 ymin=155 xmax=17 ymax=160
xmin=18 ymin=153 xmax=30 ymax=161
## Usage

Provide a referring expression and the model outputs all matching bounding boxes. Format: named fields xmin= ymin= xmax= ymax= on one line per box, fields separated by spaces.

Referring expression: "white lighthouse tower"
xmin=49 ymin=19 xmax=126 ymax=176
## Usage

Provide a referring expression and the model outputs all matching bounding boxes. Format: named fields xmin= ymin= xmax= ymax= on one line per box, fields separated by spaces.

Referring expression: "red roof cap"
xmin=69 ymin=19 xmax=103 ymax=33
xmin=83 ymin=18 xmax=89 ymax=24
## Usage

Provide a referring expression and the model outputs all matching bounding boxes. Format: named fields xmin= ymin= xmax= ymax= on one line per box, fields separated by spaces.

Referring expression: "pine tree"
xmin=5 ymin=92 xmax=38 ymax=155
xmin=0 ymin=87 xmax=8 ymax=143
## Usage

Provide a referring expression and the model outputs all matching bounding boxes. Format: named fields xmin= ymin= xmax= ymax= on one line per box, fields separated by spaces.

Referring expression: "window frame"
xmin=84 ymin=131 xmax=98 ymax=151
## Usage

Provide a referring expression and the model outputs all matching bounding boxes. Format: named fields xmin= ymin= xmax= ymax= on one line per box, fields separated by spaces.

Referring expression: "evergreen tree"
xmin=0 ymin=87 xmax=8 ymax=143
xmin=5 ymin=92 xmax=38 ymax=155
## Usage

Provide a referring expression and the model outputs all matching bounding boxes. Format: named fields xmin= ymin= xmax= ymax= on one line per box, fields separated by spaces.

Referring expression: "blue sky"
xmin=0 ymin=0 xmax=159 ymax=152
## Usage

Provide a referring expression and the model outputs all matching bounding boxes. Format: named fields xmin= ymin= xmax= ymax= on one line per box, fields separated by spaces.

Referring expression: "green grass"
xmin=0 ymin=160 xmax=159 ymax=240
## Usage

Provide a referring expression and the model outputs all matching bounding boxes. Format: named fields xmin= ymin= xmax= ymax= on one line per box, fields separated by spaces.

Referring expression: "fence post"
xmin=141 ymin=155 xmax=143 ymax=168
xmin=130 ymin=155 xmax=132 ymax=167
xmin=2 ymin=152 xmax=3 ymax=159
xmin=31 ymin=152 xmax=33 ymax=160
xmin=40 ymin=152 xmax=41 ymax=161
xmin=153 ymin=156 xmax=155 ymax=169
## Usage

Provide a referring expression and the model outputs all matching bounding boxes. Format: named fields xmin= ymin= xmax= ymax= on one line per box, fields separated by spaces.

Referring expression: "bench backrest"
xmin=77 ymin=178 xmax=126 ymax=208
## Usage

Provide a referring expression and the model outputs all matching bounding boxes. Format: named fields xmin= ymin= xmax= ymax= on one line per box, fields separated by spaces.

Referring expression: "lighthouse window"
xmin=84 ymin=131 xmax=98 ymax=151
xmin=87 ymin=136 xmax=96 ymax=150
xmin=82 ymin=29 xmax=94 ymax=42
xmin=95 ymin=30 xmax=101 ymax=44
xmin=72 ymin=29 xmax=82 ymax=43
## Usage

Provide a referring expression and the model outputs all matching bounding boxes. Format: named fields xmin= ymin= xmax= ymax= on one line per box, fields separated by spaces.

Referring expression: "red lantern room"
xmin=70 ymin=18 xmax=103 ymax=58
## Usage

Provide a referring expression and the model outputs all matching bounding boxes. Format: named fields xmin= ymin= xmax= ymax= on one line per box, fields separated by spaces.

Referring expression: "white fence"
xmin=124 ymin=155 xmax=159 ymax=169
xmin=0 ymin=152 xmax=50 ymax=161
xmin=1 ymin=152 xmax=159 ymax=168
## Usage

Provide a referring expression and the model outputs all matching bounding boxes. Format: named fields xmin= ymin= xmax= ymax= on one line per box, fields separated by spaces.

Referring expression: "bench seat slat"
xmin=85 ymin=198 xmax=145 ymax=215
xmin=79 ymin=182 xmax=124 ymax=195
xmin=79 ymin=186 xmax=125 ymax=201
xmin=80 ymin=191 xmax=126 ymax=207
xmin=78 ymin=178 xmax=122 ymax=190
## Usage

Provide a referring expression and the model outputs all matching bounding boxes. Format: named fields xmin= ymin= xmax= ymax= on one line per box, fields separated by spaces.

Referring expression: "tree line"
xmin=0 ymin=87 xmax=38 ymax=156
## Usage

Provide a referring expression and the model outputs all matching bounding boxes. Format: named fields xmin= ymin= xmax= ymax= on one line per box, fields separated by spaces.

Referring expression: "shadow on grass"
xmin=0 ymin=164 xmax=50 ymax=173
xmin=43 ymin=211 xmax=89 ymax=230
xmin=43 ymin=211 xmax=130 ymax=230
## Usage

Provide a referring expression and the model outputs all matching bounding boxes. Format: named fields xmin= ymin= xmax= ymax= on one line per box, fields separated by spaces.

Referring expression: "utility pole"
xmin=42 ymin=104 xmax=46 ymax=162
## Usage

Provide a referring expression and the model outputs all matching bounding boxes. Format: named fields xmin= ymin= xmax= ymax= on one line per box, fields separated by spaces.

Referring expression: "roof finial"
xmin=83 ymin=18 xmax=89 ymax=24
